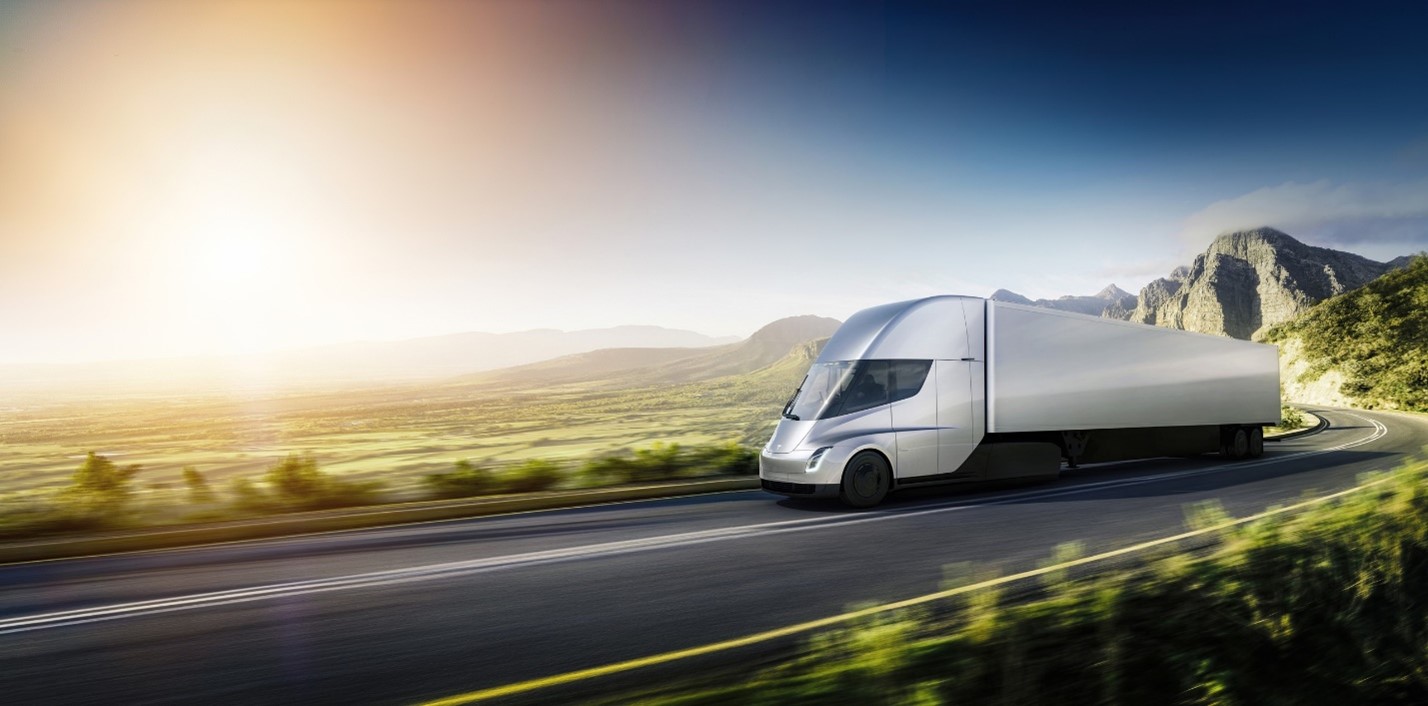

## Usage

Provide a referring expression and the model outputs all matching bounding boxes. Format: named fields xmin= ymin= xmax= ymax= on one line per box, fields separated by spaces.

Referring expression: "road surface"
xmin=1 ymin=407 xmax=1424 ymax=704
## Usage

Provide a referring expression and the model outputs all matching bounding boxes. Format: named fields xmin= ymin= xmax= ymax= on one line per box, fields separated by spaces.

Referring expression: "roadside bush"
xmin=686 ymin=442 xmax=759 ymax=475
xmin=1277 ymin=404 xmax=1306 ymax=430
xmin=232 ymin=453 xmax=384 ymax=511
xmin=182 ymin=466 xmax=215 ymax=504
xmin=583 ymin=442 xmax=758 ymax=484
xmin=424 ymin=459 xmax=495 ymax=498
xmin=0 ymin=452 xmax=143 ymax=538
xmin=500 ymin=459 xmax=563 ymax=494
xmin=648 ymin=457 xmax=1428 ymax=705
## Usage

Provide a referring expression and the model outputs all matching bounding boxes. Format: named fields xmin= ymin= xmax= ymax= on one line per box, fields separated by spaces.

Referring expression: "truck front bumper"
xmin=759 ymin=446 xmax=847 ymax=499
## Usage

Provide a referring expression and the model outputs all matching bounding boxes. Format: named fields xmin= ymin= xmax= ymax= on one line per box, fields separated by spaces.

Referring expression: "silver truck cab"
xmin=759 ymin=296 xmax=987 ymax=506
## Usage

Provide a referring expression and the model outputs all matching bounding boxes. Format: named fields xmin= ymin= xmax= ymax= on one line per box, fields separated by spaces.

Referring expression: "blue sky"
xmin=1 ymin=0 xmax=1426 ymax=362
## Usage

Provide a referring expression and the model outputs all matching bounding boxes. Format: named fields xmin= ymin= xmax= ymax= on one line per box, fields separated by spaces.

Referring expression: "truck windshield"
xmin=783 ymin=360 xmax=931 ymax=421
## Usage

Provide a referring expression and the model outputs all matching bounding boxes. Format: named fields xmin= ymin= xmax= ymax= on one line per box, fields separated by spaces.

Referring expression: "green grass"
xmin=634 ymin=455 xmax=1428 ymax=705
xmin=0 ymin=344 xmax=810 ymax=537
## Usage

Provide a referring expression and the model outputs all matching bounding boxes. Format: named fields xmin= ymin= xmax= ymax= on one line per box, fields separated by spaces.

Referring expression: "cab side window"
xmin=836 ymin=361 xmax=889 ymax=416
xmin=888 ymin=360 xmax=932 ymax=404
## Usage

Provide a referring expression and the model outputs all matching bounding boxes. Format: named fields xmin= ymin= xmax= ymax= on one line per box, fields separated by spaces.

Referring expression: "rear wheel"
xmin=840 ymin=451 xmax=891 ymax=508
xmin=1248 ymin=426 xmax=1264 ymax=458
xmin=1223 ymin=427 xmax=1250 ymax=460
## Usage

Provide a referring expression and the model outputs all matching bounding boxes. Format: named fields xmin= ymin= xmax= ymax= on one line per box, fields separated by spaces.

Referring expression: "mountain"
xmin=463 ymin=315 xmax=842 ymax=390
xmin=1129 ymin=228 xmax=1405 ymax=339
xmin=990 ymin=284 xmax=1138 ymax=318
xmin=0 ymin=325 xmax=741 ymax=395
xmin=1266 ymin=255 xmax=1428 ymax=410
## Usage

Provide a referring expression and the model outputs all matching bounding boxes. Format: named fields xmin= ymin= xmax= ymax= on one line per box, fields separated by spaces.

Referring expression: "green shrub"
xmin=582 ymin=442 xmax=758 ymax=484
xmin=0 ymin=452 xmax=144 ymax=538
xmin=686 ymin=442 xmax=759 ymax=475
xmin=70 ymin=451 xmax=142 ymax=498
xmin=424 ymin=459 xmax=495 ymax=498
xmin=1277 ymin=405 xmax=1306 ymax=430
xmin=500 ymin=459 xmax=563 ymax=494
xmin=232 ymin=453 xmax=384 ymax=511
xmin=182 ymin=466 xmax=215 ymax=504
xmin=649 ymin=457 xmax=1428 ymax=705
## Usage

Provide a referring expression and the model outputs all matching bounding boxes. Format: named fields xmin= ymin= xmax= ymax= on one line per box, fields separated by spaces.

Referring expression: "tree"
xmin=70 ymin=451 xmax=141 ymax=499
xmin=182 ymin=466 xmax=215 ymax=503
xmin=264 ymin=453 xmax=328 ymax=500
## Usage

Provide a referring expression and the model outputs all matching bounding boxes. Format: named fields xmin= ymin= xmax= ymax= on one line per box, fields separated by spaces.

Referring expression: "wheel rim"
xmin=848 ymin=457 xmax=885 ymax=499
xmin=839 ymin=454 xmax=885 ymax=505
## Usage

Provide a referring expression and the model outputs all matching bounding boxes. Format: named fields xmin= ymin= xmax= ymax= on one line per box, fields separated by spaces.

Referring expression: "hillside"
xmin=1265 ymin=255 xmax=1428 ymax=410
xmin=460 ymin=315 xmax=841 ymax=390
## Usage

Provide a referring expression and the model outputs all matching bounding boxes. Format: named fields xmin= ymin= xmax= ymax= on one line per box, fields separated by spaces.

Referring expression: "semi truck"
xmin=759 ymin=295 xmax=1281 ymax=507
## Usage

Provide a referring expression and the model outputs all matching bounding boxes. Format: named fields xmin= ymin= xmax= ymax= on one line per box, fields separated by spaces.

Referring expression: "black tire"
xmin=1226 ymin=427 xmax=1250 ymax=460
xmin=1248 ymin=426 xmax=1264 ymax=458
xmin=840 ymin=451 xmax=892 ymax=508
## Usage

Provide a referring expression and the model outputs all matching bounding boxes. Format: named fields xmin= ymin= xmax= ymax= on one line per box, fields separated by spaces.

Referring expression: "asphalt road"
xmin=2 ymin=407 xmax=1425 ymax=705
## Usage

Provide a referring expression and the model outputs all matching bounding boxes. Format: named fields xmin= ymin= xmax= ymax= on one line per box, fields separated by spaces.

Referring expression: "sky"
xmin=2 ymin=0 xmax=1427 ymax=364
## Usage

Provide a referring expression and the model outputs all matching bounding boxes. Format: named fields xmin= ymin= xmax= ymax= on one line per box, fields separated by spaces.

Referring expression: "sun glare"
xmin=197 ymin=232 xmax=269 ymax=286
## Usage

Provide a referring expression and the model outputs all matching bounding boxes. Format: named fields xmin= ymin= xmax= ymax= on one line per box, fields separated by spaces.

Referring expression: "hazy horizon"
xmin=4 ymin=0 xmax=1428 ymax=365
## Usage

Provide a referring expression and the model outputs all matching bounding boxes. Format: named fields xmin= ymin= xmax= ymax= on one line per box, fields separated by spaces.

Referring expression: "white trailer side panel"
xmin=987 ymin=301 xmax=1280 ymax=433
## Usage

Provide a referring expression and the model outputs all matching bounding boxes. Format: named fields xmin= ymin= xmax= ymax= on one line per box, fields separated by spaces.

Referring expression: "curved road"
xmin=2 ymin=407 xmax=1425 ymax=704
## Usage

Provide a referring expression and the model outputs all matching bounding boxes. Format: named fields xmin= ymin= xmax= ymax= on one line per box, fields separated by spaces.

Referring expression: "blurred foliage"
xmin=582 ymin=442 xmax=758 ymax=485
xmin=1266 ymin=254 xmax=1428 ymax=410
xmin=0 ymin=451 xmax=142 ymax=538
xmin=182 ymin=466 xmax=215 ymax=504
xmin=423 ymin=442 xmax=757 ymax=499
xmin=425 ymin=459 xmax=495 ymax=498
xmin=644 ymin=456 xmax=1428 ymax=705
xmin=500 ymin=459 xmax=563 ymax=494
xmin=230 ymin=453 xmax=384 ymax=511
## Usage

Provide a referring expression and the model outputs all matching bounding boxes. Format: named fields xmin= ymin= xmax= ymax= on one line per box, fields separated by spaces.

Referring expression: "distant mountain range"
xmin=990 ymin=284 xmax=1138 ymax=318
xmin=997 ymin=228 xmax=1414 ymax=340
xmin=460 ymin=315 xmax=843 ymax=390
xmin=0 ymin=325 xmax=743 ymax=394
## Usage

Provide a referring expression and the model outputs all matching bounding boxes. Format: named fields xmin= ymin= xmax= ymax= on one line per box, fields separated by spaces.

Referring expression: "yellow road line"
xmin=421 ymin=414 xmax=1391 ymax=705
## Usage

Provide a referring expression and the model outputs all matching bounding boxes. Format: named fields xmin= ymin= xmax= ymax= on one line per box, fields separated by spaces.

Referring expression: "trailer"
xmin=759 ymin=296 xmax=1281 ymax=507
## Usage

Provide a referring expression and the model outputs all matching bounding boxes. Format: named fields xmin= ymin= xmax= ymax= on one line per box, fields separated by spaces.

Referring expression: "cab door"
xmin=889 ymin=360 xmax=938 ymax=479
xmin=937 ymin=360 xmax=980 ymax=476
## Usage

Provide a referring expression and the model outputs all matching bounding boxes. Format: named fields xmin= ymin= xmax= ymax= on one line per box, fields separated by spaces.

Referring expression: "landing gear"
xmin=1061 ymin=431 xmax=1090 ymax=468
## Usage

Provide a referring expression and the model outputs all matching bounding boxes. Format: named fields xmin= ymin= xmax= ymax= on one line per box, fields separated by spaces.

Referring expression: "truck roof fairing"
xmin=816 ymin=295 xmax=983 ymax=363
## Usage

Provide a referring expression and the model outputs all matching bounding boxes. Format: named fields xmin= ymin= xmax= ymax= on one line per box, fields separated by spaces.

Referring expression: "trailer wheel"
xmin=1224 ymin=427 xmax=1251 ymax=460
xmin=840 ymin=451 xmax=891 ymax=508
xmin=1248 ymin=426 xmax=1264 ymax=458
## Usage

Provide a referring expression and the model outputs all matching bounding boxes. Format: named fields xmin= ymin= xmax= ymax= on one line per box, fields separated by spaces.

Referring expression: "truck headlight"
xmin=806 ymin=446 xmax=833 ymax=472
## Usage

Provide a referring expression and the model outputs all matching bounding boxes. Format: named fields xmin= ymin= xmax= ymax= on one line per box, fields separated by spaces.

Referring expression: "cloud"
xmin=1181 ymin=179 xmax=1428 ymax=250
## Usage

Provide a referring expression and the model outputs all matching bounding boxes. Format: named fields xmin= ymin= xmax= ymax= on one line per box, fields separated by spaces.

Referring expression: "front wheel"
xmin=840 ymin=451 xmax=892 ymax=508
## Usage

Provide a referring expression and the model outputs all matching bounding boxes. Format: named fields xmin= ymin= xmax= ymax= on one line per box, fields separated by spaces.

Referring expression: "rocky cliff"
xmin=1129 ymin=228 xmax=1402 ymax=339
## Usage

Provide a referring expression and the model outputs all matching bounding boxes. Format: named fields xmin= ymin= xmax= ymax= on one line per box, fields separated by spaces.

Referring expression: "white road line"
xmin=0 ymin=412 xmax=1390 ymax=636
